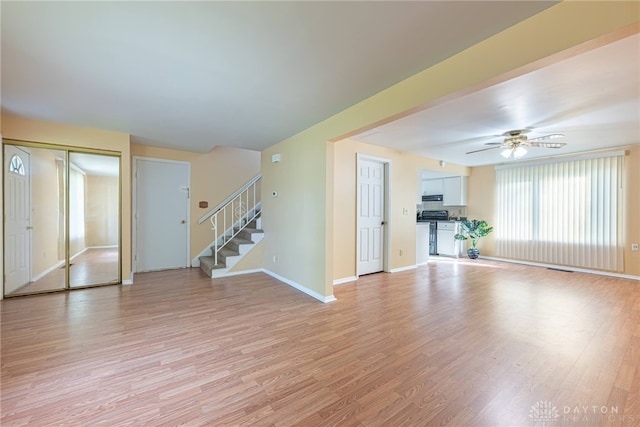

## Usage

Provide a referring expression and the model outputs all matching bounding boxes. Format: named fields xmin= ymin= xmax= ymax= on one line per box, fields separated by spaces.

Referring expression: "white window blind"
xmin=495 ymin=154 xmax=623 ymax=272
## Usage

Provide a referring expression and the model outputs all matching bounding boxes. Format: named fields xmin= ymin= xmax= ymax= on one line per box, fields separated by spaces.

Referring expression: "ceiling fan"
xmin=466 ymin=129 xmax=566 ymax=159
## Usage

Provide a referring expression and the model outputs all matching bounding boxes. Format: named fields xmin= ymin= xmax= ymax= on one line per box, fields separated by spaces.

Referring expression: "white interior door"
xmin=135 ymin=158 xmax=189 ymax=272
xmin=357 ymin=158 xmax=385 ymax=276
xmin=4 ymin=145 xmax=31 ymax=293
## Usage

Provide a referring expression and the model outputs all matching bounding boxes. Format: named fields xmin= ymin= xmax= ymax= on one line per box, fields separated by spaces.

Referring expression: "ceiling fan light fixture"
xmin=514 ymin=146 xmax=527 ymax=158
xmin=501 ymin=146 xmax=528 ymax=159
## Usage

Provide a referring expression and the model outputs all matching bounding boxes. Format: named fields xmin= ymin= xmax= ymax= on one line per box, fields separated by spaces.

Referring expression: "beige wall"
xmin=262 ymin=137 xmax=330 ymax=298
xmin=130 ymin=144 xmax=261 ymax=262
xmin=1 ymin=112 xmax=132 ymax=280
xmin=0 ymin=131 xmax=3 ymax=299
xmin=467 ymin=146 xmax=640 ymax=276
xmin=229 ymin=240 xmax=263 ymax=273
xmin=466 ymin=166 xmax=497 ymax=257
xmin=261 ymin=2 xmax=639 ymax=299
xmin=30 ymin=148 xmax=63 ymax=277
xmin=69 ymin=167 xmax=86 ymax=258
xmin=332 ymin=138 xmax=468 ymax=281
xmin=86 ymin=175 xmax=119 ymax=247
xmin=624 ymin=146 xmax=640 ymax=276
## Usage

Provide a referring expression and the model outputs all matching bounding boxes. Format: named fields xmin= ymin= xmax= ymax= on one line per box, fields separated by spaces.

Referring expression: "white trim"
xmin=132 ymin=156 xmax=191 ymax=273
xmin=390 ymin=265 xmax=417 ymax=273
xmin=31 ymin=260 xmax=66 ymax=282
xmin=356 ymin=153 xmax=392 ymax=277
xmin=70 ymin=246 xmax=88 ymax=261
xmin=87 ymin=245 xmax=118 ymax=249
xmin=481 ymin=256 xmax=639 ymax=281
xmin=263 ymin=269 xmax=336 ymax=303
xmin=495 ymin=149 xmax=626 ymax=171
xmin=333 ymin=276 xmax=357 ymax=285
xmin=122 ymin=271 xmax=134 ymax=285
xmin=217 ymin=268 xmax=263 ymax=278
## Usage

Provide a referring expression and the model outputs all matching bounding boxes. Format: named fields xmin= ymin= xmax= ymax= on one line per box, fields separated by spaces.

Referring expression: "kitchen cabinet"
xmin=443 ymin=176 xmax=468 ymax=206
xmin=416 ymin=222 xmax=430 ymax=265
xmin=436 ymin=221 xmax=463 ymax=257
xmin=422 ymin=179 xmax=443 ymax=196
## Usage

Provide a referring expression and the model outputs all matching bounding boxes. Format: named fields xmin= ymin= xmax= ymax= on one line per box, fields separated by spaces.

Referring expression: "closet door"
xmin=68 ymin=152 xmax=120 ymax=288
xmin=4 ymin=145 xmax=66 ymax=296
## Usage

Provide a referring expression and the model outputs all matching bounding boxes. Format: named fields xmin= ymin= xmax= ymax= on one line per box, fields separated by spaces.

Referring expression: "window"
xmin=495 ymin=153 xmax=623 ymax=272
xmin=9 ymin=154 xmax=25 ymax=175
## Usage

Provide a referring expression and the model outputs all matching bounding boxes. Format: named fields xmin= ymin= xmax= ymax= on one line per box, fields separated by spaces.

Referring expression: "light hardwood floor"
xmin=1 ymin=259 xmax=639 ymax=426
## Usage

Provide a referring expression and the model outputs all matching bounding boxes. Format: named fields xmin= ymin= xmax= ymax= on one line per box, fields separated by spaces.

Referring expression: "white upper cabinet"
xmin=422 ymin=179 xmax=443 ymax=196
xmin=442 ymin=176 xmax=468 ymax=206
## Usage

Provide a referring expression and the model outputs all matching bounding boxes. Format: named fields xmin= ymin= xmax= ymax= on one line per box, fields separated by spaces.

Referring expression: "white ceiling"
xmin=353 ymin=32 xmax=640 ymax=167
xmin=2 ymin=1 xmax=559 ymax=153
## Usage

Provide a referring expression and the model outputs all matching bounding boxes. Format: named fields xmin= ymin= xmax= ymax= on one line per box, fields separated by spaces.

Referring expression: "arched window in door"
xmin=9 ymin=154 xmax=25 ymax=175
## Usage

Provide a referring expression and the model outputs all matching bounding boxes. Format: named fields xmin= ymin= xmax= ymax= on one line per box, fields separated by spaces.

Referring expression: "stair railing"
xmin=199 ymin=174 xmax=261 ymax=266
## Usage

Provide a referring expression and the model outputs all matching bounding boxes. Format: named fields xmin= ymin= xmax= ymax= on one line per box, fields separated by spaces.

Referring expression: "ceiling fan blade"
xmin=528 ymin=133 xmax=565 ymax=142
xmin=527 ymin=141 xmax=567 ymax=148
xmin=466 ymin=146 xmax=501 ymax=154
xmin=484 ymin=142 xmax=504 ymax=146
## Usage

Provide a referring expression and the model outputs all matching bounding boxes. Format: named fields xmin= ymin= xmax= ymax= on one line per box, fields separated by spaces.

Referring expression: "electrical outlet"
xmin=273 ymin=255 xmax=278 ymax=263
xmin=632 ymin=243 xmax=639 ymax=251
xmin=399 ymin=249 xmax=404 ymax=256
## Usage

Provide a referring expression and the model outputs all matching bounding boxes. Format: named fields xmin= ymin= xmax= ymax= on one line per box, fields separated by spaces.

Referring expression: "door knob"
xmin=381 ymin=221 xmax=386 ymax=226
xmin=181 ymin=220 xmax=186 ymax=224
xmin=26 ymin=226 xmax=34 ymax=230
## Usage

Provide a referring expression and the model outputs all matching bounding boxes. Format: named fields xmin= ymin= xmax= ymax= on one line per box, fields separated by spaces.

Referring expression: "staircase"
xmin=198 ymin=216 xmax=263 ymax=278
xmin=196 ymin=173 xmax=263 ymax=278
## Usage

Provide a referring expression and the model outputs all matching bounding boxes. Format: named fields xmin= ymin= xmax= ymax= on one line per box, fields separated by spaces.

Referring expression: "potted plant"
xmin=454 ymin=219 xmax=493 ymax=259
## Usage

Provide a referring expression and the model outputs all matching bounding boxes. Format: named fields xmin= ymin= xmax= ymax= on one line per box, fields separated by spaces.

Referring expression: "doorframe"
xmin=132 ymin=156 xmax=191 ymax=274
xmin=355 ymin=153 xmax=391 ymax=277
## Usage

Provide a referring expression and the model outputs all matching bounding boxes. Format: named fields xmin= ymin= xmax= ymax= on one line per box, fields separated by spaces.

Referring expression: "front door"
xmin=357 ymin=157 xmax=385 ymax=276
xmin=4 ymin=145 xmax=31 ymax=293
xmin=134 ymin=158 xmax=190 ymax=272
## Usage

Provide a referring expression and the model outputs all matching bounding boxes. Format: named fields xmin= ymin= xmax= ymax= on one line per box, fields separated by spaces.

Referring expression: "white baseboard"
xmin=263 ymin=269 xmax=336 ymax=303
xmin=31 ymin=260 xmax=65 ymax=282
xmin=333 ymin=276 xmax=357 ymax=286
xmin=122 ymin=271 xmax=134 ymax=285
xmin=216 ymin=268 xmax=263 ymax=278
xmin=389 ymin=265 xmax=417 ymax=273
xmin=481 ymin=256 xmax=640 ymax=281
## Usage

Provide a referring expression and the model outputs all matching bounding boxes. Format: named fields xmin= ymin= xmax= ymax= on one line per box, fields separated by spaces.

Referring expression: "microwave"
xmin=422 ymin=194 xmax=443 ymax=202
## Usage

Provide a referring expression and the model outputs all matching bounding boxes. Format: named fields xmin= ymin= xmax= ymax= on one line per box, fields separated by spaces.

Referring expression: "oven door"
xmin=429 ymin=222 xmax=437 ymax=255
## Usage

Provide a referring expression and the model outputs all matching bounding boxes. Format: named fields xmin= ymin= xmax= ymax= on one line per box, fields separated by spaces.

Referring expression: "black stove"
xmin=419 ymin=211 xmax=448 ymax=255
xmin=420 ymin=210 xmax=449 ymax=221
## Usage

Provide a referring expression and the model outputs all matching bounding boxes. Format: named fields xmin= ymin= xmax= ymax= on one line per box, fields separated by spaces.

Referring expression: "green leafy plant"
xmin=454 ymin=219 xmax=493 ymax=249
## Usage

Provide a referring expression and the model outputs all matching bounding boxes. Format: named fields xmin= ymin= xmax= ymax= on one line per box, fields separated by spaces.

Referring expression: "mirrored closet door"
xmin=3 ymin=142 xmax=121 ymax=297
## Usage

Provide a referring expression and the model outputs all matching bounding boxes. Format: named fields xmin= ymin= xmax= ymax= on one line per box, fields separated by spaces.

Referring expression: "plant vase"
xmin=467 ymin=247 xmax=480 ymax=259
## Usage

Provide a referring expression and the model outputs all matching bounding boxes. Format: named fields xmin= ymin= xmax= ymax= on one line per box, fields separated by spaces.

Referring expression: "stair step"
xmin=198 ymin=211 xmax=263 ymax=278
xmin=238 ymin=227 xmax=264 ymax=240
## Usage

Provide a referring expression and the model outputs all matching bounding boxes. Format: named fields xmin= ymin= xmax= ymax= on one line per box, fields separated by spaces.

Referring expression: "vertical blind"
xmin=495 ymin=153 xmax=623 ymax=272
